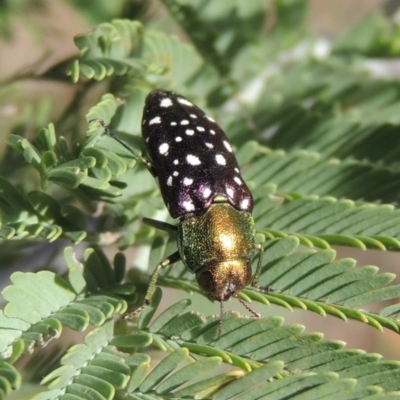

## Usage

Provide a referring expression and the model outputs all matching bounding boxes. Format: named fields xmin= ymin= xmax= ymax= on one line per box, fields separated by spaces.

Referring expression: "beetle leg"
xmin=123 ymin=250 xmax=181 ymax=319
xmin=250 ymin=243 xmax=264 ymax=286
xmin=90 ymin=118 xmax=157 ymax=177
xmin=143 ymin=217 xmax=178 ymax=233
xmin=250 ymin=244 xmax=274 ymax=293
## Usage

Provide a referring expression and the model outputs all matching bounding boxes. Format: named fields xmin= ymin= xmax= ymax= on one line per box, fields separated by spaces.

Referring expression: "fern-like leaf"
xmin=0 ymin=248 xmax=133 ymax=360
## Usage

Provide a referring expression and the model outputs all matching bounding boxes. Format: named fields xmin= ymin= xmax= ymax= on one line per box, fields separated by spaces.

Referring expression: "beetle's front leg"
xmin=250 ymin=244 xmax=274 ymax=293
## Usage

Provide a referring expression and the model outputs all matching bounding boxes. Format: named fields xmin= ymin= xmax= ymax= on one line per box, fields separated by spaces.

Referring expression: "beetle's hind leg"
xmin=89 ymin=118 xmax=157 ymax=177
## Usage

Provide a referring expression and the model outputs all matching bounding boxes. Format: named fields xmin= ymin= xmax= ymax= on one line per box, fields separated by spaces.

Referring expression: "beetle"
xmin=96 ymin=90 xmax=264 ymax=333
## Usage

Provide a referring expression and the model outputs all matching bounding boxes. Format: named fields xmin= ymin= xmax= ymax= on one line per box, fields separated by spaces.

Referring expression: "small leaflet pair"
xmin=96 ymin=90 xmax=264 ymax=336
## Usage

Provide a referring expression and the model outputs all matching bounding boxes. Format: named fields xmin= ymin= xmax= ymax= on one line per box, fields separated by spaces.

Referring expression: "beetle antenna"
xmin=218 ymin=299 xmax=224 ymax=339
xmin=235 ymin=295 xmax=261 ymax=318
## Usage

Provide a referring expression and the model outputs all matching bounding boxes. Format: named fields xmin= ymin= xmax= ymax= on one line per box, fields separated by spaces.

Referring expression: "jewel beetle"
xmin=98 ymin=90 xmax=264 ymax=330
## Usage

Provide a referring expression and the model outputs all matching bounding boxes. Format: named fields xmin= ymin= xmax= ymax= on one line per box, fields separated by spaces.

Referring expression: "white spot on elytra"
xmin=183 ymin=177 xmax=193 ymax=186
xmin=183 ymin=200 xmax=195 ymax=211
xmin=145 ymin=137 xmax=149 ymax=142
xmin=171 ymin=121 xmax=177 ymax=126
xmin=205 ymin=143 xmax=213 ymax=148
xmin=186 ymin=129 xmax=194 ymax=136
xmin=142 ymin=120 xmax=146 ymax=125
xmin=234 ymin=168 xmax=239 ymax=173
xmin=187 ymin=154 xmax=201 ymax=165
xmin=149 ymin=116 xmax=161 ymax=125
xmin=173 ymin=159 xmax=179 ymax=165
xmin=206 ymin=115 xmax=215 ymax=122
xmin=241 ymin=199 xmax=250 ymax=209
xmin=167 ymin=176 xmax=173 ymax=186
xmin=223 ymin=140 xmax=233 ymax=152
xmin=234 ymin=176 xmax=242 ymax=185
xmin=196 ymin=126 xmax=205 ymax=132
xmin=176 ymin=136 xmax=182 ymax=142
xmin=178 ymin=98 xmax=193 ymax=107
xmin=210 ymin=129 xmax=215 ymax=135
xmin=190 ymin=114 xmax=197 ymax=118
xmin=159 ymin=143 xmax=169 ymax=155
xmin=180 ymin=120 xmax=189 ymax=125
xmin=203 ymin=187 xmax=212 ymax=198
xmin=173 ymin=171 xmax=179 ymax=176
xmin=227 ymin=187 xmax=234 ymax=197
xmin=216 ymin=154 xmax=226 ymax=165
xmin=160 ymin=98 xmax=173 ymax=107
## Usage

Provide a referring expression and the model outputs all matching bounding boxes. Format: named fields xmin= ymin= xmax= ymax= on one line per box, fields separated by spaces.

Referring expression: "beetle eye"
xmin=196 ymin=271 xmax=215 ymax=293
